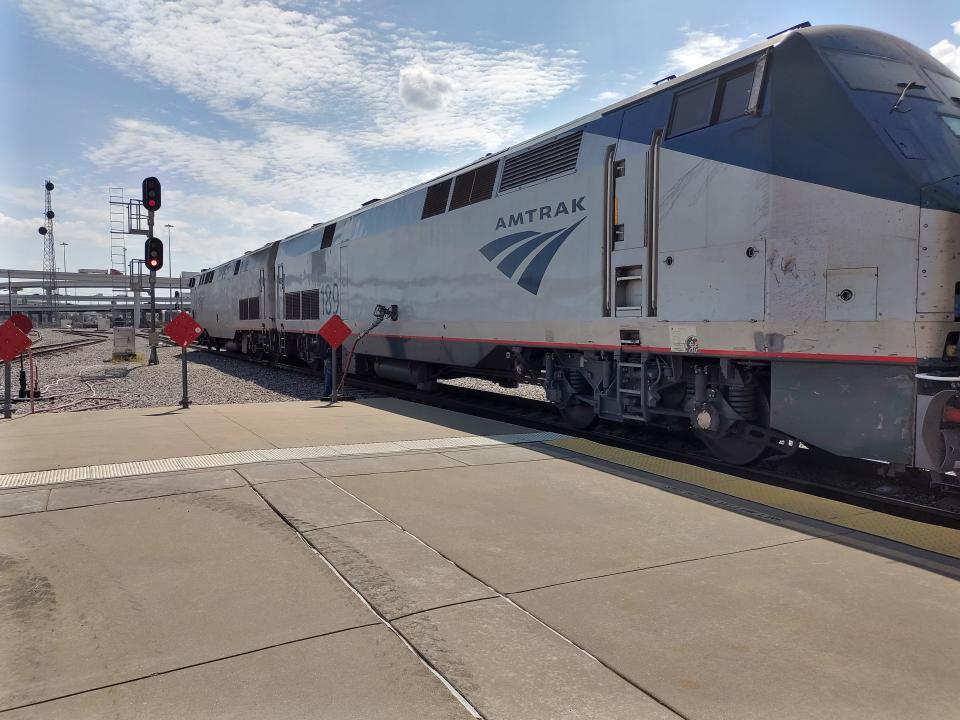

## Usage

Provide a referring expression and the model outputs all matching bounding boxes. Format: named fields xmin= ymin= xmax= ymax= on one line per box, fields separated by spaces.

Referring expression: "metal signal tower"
xmin=39 ymin=180 xmax=57 ymax=324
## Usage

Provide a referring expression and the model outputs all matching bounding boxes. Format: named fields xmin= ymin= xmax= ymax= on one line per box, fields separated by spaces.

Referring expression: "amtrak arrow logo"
xmin=478 ymin=217 xmax=586 ymax=295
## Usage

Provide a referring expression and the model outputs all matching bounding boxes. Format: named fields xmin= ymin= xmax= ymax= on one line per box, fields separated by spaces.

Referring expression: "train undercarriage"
xmin=205 ymin=326 xmax=795 ymax=465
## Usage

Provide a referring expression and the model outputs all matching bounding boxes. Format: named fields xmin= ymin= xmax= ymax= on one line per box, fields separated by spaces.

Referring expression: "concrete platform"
xmin=2 ymin=399 xmax=960 ymax=718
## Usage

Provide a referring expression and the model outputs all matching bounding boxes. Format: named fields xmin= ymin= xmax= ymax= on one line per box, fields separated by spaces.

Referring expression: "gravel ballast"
xmin=10 ymin=331 xmax=335 ymax=413
xmin=7 ymin=331 xmax=547 ymax=415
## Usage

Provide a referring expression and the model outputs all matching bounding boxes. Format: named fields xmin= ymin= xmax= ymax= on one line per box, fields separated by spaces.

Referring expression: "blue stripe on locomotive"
xmin=581 ymin=26 xmax=960 ymax=213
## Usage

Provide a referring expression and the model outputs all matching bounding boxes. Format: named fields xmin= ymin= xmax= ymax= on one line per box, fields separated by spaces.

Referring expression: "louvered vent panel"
xmin=248 ymin=296 xmax=260 ymax=320
xmin=284 ymin=292 xmax=301 ymax=320
xmin=470 ymin=161 xmax=498 ymax=203
xmin=448 ymin=172 xmax=474 ymax=211
xmin=321 ymin=223 xmax=336 ymax=249
xmin=421 ymin=179 xmax=453 ymax=219
xmin=449 ymin=160 xmax=500 ymax=211
xmin=301 ymin=289 xmax=320 ymax=320
xmin=499 ymin=132 xmax=582 ymax=192
xmin=239 ymin=298 xmax=248 ymax=321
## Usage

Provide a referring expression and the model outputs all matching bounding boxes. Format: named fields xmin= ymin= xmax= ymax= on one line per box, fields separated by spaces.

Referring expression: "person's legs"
xmin=323 ymin=356 xmax=333 ymax=397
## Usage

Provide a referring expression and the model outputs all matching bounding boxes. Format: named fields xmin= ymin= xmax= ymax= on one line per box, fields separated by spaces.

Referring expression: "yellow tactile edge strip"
xmin=0 ymin=431 xmax=569 ymax=490
xmin=546 ymin=438 xmax=960 ymax=561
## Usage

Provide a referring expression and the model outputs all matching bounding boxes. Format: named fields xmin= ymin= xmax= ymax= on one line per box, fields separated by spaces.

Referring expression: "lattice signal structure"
xmin=108 ymin=187 xmax=127 ymax=326
xmin=41 ymin=180 xmax=57 ymax=324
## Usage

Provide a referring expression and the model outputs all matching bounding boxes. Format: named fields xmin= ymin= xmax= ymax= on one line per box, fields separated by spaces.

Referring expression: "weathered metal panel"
xmin=771 ymin=361 xmax=915 ymax=463
xmin=917 ymin=200 xmax=960 ymax=314
xmin=657 ymin=240 xmax=766 ymax=321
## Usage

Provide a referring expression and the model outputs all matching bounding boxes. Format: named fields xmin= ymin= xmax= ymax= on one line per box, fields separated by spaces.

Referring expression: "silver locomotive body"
xmin=194 ymin=25 xmax=960 ymax=472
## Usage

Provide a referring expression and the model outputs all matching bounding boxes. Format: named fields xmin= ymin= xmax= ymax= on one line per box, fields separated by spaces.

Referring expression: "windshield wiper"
xmin=891 ymin=81 xmax=926 ymax=113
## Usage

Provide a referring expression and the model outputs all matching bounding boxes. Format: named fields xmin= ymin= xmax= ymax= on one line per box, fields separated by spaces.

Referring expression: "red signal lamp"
xmin=142 ymin=176 xmax=162 ymax=212
xmin=144 ymin=236 xmax=164 ymax=272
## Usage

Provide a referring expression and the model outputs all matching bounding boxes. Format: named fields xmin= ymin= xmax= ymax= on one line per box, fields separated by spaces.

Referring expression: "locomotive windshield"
xmin=825 ymin=49 xmax=933 ymax=97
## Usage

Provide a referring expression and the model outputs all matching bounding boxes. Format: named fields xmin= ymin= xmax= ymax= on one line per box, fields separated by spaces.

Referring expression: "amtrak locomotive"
xmin=193 ymin=24 xmax=960 ymax=478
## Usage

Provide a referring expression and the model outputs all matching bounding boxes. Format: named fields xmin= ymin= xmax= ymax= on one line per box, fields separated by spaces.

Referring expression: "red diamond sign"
xmin=163 ymin=311 xmax=204 ymax=348
xmin=0 ymin=319 xmax=32 ymax=363
xmin=9 ymin=313 xmax=32 ymax=335
xmin=319 ymin=314 xmax=352 ymax=350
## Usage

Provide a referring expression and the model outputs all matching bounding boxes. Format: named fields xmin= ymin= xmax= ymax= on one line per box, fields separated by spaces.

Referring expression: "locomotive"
xmin=193 ymin=24 xmax=960 ymax=479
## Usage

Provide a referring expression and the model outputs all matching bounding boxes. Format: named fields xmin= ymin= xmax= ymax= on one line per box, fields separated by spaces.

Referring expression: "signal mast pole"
xmin=142 ymin=177 xmax=163 ymax=366
xmin=148 ymin=209 xmax=158 ymax=366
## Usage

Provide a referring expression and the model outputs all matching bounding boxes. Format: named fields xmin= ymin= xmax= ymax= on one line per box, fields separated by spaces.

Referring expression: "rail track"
xmin=198 ymin=344 xmax=960 ymax=529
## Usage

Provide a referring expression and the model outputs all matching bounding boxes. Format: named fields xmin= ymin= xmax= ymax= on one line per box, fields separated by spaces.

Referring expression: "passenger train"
xmin=192 ymin=24 xmax=960 ymax=478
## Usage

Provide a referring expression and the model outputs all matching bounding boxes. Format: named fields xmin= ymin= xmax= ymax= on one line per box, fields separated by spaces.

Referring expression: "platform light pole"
xmin=60 ymin=242 xmax=69 ymax=310
xmin=164 ymin=224 xmax=173 ymax=307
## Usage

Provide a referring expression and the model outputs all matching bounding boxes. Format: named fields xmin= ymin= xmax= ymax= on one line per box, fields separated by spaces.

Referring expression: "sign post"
xmin=163 ymin=311 xmax=203 ymax=409
xmin=319 ymin=314 xmax=353 ymax=405
xmin=0 ymin=318 xmax=33 ymax=419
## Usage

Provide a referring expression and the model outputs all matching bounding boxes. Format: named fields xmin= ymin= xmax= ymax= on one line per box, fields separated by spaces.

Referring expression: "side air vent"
xmin=301 ymin=289 xmax=320 ymax=320
xmin=248 ymin=296 xmax=260 ymax=320
xmin=320 ymin=223 xmax=336 ymax=249
xmin=421 ymin=179 xmax=453 ymax=219
xmin=239 ymin=298 xmax=249 ymax=320
xmin=500 ymin=131 xmax=582 ymax=192
xmin=449 ymin=160 xmax=499 ymax=211
xmin=284 ymin=291 xmax=301 ymax=320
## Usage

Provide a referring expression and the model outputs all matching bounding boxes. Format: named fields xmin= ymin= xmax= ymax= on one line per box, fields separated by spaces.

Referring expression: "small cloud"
xmin=931 ymin=20 xmax=960 ymax=75
xmin=398 ymin=64 xmax=456 ymax=111
xmin=663 ymin=29 xmax=745 ymax=75
xmin=592 ymin=90 xmax=623 ymax=104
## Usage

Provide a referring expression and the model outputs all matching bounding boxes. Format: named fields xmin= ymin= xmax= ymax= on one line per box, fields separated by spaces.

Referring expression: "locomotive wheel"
xmin=699 ymin=390 xmax=771 ymax=465
xmin=559 ymin=401 xmax=598 ymax=430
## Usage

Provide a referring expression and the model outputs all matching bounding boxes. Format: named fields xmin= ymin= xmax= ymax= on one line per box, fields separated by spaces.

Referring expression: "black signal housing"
xmin=145 ymin=236 xmax=164 ymax=272
xmin=142 ymin=176 xmax=161 ymax=212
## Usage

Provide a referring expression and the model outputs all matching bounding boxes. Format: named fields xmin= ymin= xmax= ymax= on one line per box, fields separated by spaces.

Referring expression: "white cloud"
xmin=592 ymin=90 xmax=623 ymax=104
xmin=664 ymin=29 xmax=746 ymax=75
xmin=931 ymin=21 xmax=960 ymax=75
xmin=20 ymin=0 xmax=581 ymax=151
xmin=84 ymin=118 xmax=435 ymax=220
xmin=398 ymin=64 xmax=456 ymax=111
xmin=19 ymin=0 xmax=369 ymax=118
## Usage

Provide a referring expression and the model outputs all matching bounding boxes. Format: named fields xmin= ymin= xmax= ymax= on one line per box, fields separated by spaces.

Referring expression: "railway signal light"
xmin=145 ymin=236 xmax=164 ymax=272
xmin=142 ymin=176 xmax=161 ymax=211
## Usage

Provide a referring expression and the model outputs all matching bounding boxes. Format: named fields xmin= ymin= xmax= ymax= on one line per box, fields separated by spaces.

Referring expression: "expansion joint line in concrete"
xmin=322 ymin=476 xmax=693 ymax=720
xmin=247 ymin=481 xmax=484 ymax=720
xmin=505 ymin=535 xmax=836 ymax=596
xmin=0 ymin=623 xmax=380 ymax=714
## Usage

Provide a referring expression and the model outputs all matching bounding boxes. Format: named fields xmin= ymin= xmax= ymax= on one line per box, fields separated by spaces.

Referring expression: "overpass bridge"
xmin=2 ymin=268 xmax=196 ymax=328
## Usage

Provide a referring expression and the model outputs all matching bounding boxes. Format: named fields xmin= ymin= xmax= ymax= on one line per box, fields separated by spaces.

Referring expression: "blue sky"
xmin=1 ymin=1 xmax=958 ymax=277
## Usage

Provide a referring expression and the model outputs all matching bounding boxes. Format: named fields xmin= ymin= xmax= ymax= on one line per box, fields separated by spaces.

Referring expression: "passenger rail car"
xmin=194 ymin=24 xmax=960 ymax=476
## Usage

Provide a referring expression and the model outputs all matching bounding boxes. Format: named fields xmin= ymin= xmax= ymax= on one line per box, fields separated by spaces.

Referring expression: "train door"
xmin=258 ymin=267 xmax=265 ymax=322
xmin=607 ymin=103 xmax=657 ymax=319
xmin=653 ymin=64 xmax=770 ymax=322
